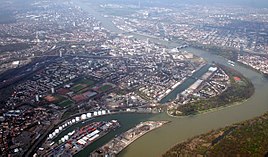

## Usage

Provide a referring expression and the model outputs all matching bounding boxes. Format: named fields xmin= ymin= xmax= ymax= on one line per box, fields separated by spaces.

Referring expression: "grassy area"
xmin=70 ymin=84 xmax=87 ymax=92
xmin=76 ymin=78 xmax=95 ymax=86
xmin=77 ymin=87 xmax=90 ymax=94
xmin=172 ymin=64 xmax=254 ymax=116
xmin=61 ymin=107 xmax=79 ymax=119
xmin=70 ymin=78 xmax=96 ymax=93
xmin=61 ymin=111 xmax=73 ymax=120
xmin=99 ymin=84 xmax=112 ymax=92
xmin=54 ymin=95 xmax=66 ymax=102
xmin=162 ymin=112 xmax=268 ymax=156
xmin=57 ymin=99 xmax=73 ymax=108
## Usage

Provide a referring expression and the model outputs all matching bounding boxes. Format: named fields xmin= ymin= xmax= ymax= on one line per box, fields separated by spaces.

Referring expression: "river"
xmin=66 ymin=1 xmax=268 ymax=157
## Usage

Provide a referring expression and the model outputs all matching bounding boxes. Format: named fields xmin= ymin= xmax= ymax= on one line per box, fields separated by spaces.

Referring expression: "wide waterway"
xmin=66 ymin=1 xmax=268 ymax=156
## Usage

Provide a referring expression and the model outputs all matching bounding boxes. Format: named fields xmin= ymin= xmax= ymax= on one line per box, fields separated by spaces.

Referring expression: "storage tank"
xmin=75 ymin=117 xmax=80 ymax=122
xmin=93 ymin=111 xmax=97 ymax=116
xmin=61 ymin=137 xmax=65 ymax=143
xmin=72 ymin=119 xmax=76 ymax=123
xmin=64 ymin=135 xmax=69 ymax=141
xmin=81 ymin=114 xmax=87 ymax=120
xmin=86 ymin=113 xmax=92 ymax=118
xmin=55 ymin=129 xmax=59 ymax=134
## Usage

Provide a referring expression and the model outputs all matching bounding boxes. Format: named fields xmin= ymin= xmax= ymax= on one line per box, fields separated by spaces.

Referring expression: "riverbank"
xmin=191 ymin=43 xmax=238 ymax=61
xmin=166 ymin=99 xmax=248 ymax=119
xmin=162 ymin=112 xmax=268 ymax=157
xmin=91 ymin=121 xmax=169 ymax=156
xmin=52 ymin=109 xmax=160 ymax=142
xmin=190 ymin=44 xmax=268 ymax=80
xmin=168 ymin=64 xmax=255 ymax=116
xmin=237 ymin=61 xmax=268 ymax=79
xmin=30 ymin=109 xmax=158 ymax=157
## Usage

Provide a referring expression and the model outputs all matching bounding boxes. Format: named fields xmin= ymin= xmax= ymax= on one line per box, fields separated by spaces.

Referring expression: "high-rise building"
xmin=35 ymin=95 xmax=40 ymax=102
xmin=51 ymin=87 xmax=55 ymax=94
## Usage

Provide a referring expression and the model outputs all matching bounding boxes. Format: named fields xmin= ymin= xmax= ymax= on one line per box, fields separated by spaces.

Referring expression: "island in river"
xmin=167 ymin=64 xmax=254 ymax=116
xmin=162 ymin=112 xmax=268 ymax=157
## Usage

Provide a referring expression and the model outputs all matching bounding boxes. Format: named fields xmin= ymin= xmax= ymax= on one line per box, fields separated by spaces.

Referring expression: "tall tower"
xmin=36 ymin=32 xmax=40 ymax=43
xmin=147 ymin=48 xmax=151 ymax=53
xmin=35 ymin=95 xmax=40 ymax=102
xmin=127 ymin=97 xmax=129 ymax=106
xmin=51 ymin=87 xmax=55 ymax=94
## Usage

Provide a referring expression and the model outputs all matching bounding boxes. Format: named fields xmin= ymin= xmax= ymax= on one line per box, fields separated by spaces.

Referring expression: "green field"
xmin=76 ymin=78 xmax=95 ymax=86
xmin=57 ymin=99 xmax=73 ymax=108
xmin=54 ymin=95 xmax=66 ymax=102
xmin=99 ymin=84 xmax=112 ymax=92
xmin=61 ymin=107 xmax=79 ymax=119
xmin=77 ymin=87 xmax=91 ymax=94
xmin=61 ymin=110 xmax=73 ymax=119
xmin=70 ymin=84 xmax=87 ymax=92
xmin=70 ymin=78 xmax=96 ymax=93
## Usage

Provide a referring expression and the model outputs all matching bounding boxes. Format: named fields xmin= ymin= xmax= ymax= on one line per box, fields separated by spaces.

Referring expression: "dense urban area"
xmin=100 ymin=1 xmax=268 ymax=75
xmin=104 ymin=3 xmax=268 ymax=54
xmin=0 ymin=0 xmax=267 ymax=156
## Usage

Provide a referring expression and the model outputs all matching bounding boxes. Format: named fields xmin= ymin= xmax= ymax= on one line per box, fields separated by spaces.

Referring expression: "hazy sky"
xmin=182 ymin=0 xmax=268 ymax=7
xmin=102 ymin=0 xmax=268 ymax=8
